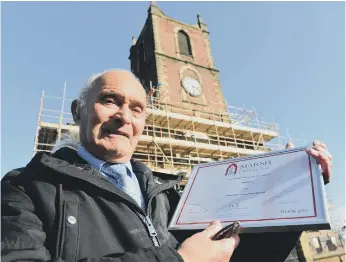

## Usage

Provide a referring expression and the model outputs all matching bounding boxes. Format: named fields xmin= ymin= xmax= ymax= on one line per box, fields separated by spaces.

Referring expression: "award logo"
xmin=225 ymin=160 xmax=272 ymax=176
xmin=225 ymin=163 xmax=238 ymax=176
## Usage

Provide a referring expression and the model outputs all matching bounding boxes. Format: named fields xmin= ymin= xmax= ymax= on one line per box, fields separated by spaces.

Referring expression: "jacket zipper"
xmin=131 ymin=179 xmax=181 ymax=247
xmin=135 ymin=211 xmax=160 ymax=247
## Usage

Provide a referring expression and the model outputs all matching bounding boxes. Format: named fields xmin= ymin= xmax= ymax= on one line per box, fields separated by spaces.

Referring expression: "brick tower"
xmin=129 ymin=2 xmax=227 ymax=113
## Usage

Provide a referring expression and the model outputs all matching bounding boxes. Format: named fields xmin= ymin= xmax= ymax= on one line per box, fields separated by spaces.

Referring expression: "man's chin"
xmin=104 ymin=152 xmax=132 ymax=163
xmin=99 ymin=144 xmax=132 ymax=163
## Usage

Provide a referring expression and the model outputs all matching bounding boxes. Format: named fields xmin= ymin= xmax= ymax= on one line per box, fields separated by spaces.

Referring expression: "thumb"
xmin=203 ymin=220 xmax=222 ymax=238
xmin=219 ymin=234 xmax=240 ymax=256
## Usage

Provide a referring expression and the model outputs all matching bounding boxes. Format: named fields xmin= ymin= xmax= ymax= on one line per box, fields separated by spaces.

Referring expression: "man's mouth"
xmin=103 ymin=128 xmax=129 ymax=139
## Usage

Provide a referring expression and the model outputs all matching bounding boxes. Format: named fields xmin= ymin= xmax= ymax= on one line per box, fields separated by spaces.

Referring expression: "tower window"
xmin=178 ymin=30 xmax=192 ymax=56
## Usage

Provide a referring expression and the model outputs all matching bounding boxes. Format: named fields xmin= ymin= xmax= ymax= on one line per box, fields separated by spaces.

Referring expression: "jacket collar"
xmin=77 ymin=145 xmax=134 ymax=175
xmin=27 ymin=147 xmax=183 ymax=207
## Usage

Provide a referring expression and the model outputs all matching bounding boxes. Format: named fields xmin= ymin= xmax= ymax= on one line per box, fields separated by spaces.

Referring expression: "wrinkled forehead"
xmin=89 ymin=71 xmax=147 ymax=105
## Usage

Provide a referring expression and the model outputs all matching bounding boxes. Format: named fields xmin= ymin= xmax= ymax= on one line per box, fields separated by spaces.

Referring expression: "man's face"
xmin=78 ymin=71 xmax=147 ymax=163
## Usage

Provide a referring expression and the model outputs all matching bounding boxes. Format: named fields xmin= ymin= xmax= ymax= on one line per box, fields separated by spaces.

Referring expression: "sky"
xmin=2 ymin=2 xmax=345 ymax=226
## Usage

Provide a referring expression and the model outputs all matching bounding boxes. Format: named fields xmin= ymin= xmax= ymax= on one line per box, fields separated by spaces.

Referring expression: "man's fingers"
xmin=306 ymin=147 xmax=332 ymax=185
xmin=306 ymin=147 xmax=332 ymax=161
xmin=203 ymin=221 xmax=223 ymax=238
xmin=314 ymin=145 xmax=332 ymax=160
xmin=313 ymin=140 xmax=327 ymax=150
xmin=322 ymin=164 xmax=332 ymax=184
xmin=319 ymin=155 xmax=332 ymax=184
xmin=306 ymin=147 xmax=319 ymax=159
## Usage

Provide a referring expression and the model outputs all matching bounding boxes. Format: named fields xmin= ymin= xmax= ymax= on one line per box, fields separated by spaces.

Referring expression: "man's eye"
xmin=132 ymin=107 xmax=142 ymax=114
xmin=103 ymin=97 xmax=116 ymax=104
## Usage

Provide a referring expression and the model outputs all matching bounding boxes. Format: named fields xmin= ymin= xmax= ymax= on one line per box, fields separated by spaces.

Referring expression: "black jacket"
xmin=2 ymin=148 xmax=184 ymax=262
xmin=2 ymin=147 xmax=301 ymax=262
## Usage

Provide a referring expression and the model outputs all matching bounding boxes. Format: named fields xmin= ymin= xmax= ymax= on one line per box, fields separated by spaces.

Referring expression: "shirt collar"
xmin=77 ymin=145 xmax=133 ymax=173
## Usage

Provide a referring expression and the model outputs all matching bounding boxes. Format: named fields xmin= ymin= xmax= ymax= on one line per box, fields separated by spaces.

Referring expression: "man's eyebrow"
xmin=131 ymin=100 xmax=146 ymax=108
xmin=99 ymin=90 xmax=121 ymax=96
xmin=98 ymin=90 xmax=124 ymax=100
xmin=99 ymin=89 xmax=147 ymax=107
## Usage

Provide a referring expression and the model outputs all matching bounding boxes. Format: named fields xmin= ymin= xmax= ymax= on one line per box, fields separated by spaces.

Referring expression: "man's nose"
xmin=113 ymin=104 xmax=132 ymax=125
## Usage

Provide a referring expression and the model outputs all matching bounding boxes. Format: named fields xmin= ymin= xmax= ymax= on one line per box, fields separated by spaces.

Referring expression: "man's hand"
xmin=178 ymin=221 xmax=240 ymax=262
xmin=306 ymin=140 xmax=332 ymax=184
xmin=286 ymin=140 xmax=332 ymax=184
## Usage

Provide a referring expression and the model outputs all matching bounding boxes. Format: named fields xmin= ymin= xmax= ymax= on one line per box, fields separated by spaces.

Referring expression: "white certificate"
xmin=169 ymin=147 xmax=330 ymax=233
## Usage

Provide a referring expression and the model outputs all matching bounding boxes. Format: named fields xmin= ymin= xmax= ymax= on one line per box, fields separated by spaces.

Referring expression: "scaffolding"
xmin=33 ymin=86 xmax=310 ymax=183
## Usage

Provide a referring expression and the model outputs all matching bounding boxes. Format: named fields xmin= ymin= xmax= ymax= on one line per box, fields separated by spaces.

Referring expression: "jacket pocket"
xmin=59 ymin=201 xmax=80 ymax=262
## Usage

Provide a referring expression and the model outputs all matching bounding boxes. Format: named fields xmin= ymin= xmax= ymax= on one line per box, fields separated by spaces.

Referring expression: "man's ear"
xmin=71 ymin=99 xmax=81 ymax=125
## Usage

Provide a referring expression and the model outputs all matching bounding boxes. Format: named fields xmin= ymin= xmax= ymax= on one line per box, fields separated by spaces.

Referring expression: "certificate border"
xmin=176 ymin=148 xmax=317 ymax=225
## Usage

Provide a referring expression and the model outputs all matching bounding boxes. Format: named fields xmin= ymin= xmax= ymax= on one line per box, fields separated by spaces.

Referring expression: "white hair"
xmin=51 ymin=69 xmax=143 ymax=153
xmin=51 ymin=131 xmax=80 ymax=153
xmin=79 ymin=68 xmax=142 ymax=109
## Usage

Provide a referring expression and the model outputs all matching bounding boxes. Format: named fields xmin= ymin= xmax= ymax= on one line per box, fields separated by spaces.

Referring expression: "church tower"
xmin=129 ymin=2 xmax=227 ymax=113
xmin=126 ymin=2 xmax=279 ymax=179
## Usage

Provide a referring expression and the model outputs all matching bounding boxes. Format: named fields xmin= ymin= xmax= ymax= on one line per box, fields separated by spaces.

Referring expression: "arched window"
xmin=178 ymin=30 xmax=192 ymax=56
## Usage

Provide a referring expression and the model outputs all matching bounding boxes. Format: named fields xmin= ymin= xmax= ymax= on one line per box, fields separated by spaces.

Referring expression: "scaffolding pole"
xmin=57 ymin=81 xmax=67 ymax=142
xmin=33 ymin=90 xmax=45 ymax=156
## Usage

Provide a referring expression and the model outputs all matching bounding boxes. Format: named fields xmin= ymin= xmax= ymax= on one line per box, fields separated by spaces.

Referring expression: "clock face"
xmin=181 ymin=77 xmax=202 ymax=97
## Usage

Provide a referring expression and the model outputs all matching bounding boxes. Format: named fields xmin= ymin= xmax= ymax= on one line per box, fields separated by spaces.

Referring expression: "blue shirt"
xmin=77 ymin=145 xmax=145 ymax=209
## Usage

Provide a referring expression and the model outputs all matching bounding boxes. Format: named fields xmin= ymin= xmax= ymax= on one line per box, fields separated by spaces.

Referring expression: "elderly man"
xmin=2 ymin=69 xmax=332 ymax=262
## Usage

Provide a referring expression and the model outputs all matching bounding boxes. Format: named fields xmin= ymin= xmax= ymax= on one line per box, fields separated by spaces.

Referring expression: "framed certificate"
xmin=169 ymin=147 xmax=330 ymax=233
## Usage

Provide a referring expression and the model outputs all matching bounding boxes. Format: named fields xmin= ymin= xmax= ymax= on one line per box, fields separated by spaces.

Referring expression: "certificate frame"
xmin=169 ymin=147 xmax=330 ymax=233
